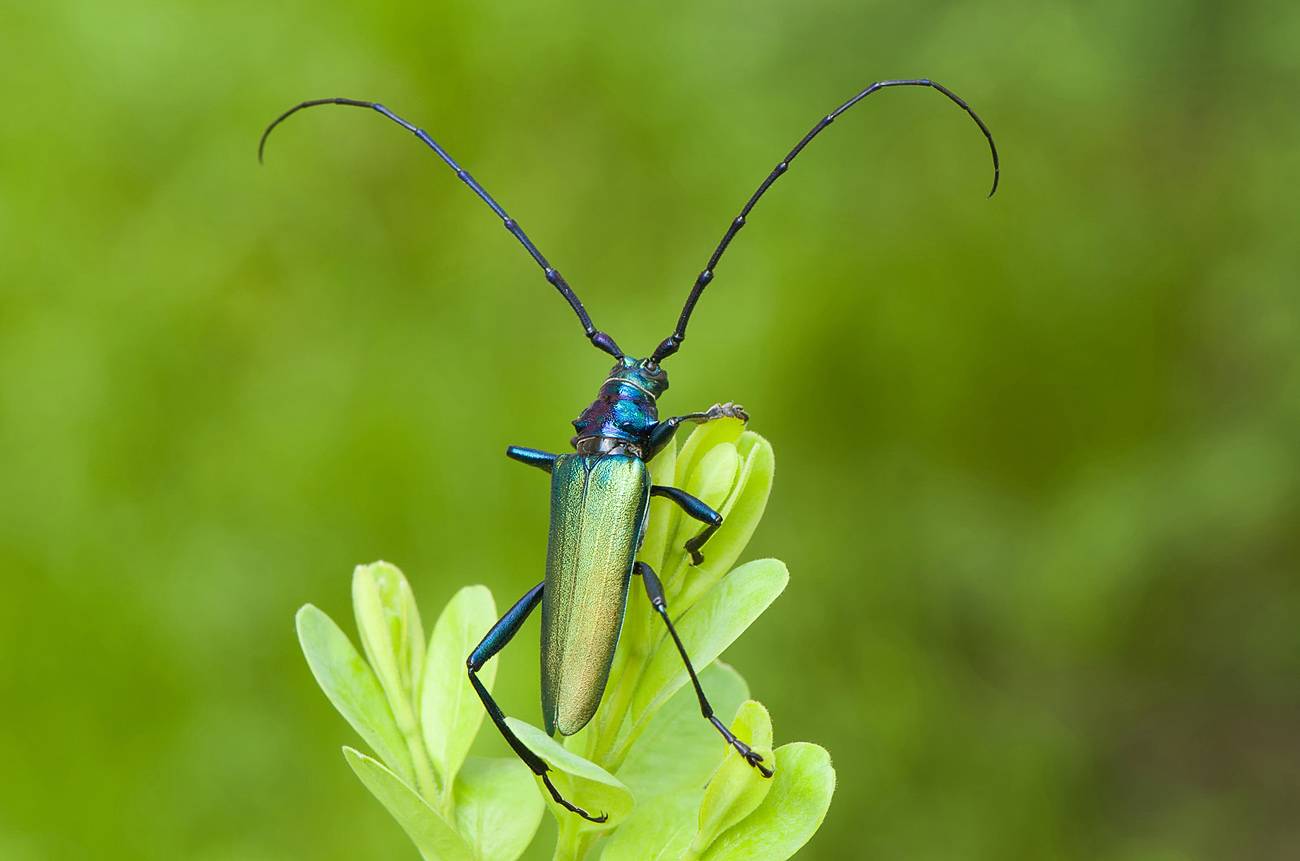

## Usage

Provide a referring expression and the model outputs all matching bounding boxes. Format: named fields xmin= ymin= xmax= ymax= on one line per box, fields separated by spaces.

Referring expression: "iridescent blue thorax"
xmin=571 ymin=357 xmax=669 ymax=453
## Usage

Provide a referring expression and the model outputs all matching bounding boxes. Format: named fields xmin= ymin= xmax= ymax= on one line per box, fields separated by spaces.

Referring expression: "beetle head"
xmin=606 ymin=355 xmax=669 ymax=398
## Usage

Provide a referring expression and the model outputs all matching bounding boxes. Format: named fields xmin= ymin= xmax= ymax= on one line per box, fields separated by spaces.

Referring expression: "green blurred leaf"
xmin=504 ymin=718 xmax=634 ymax=828
xmin=296 ymin=604 xmax=414 ymax=784
xmin=630 ymin=559 xmax=788 ymax=727
xmin=343 ymin=747 xmax=474 ymax=861
xmin=602 ymin=663 xmax=750 ymax=861
xmin=423 ymin=585 xmax=497 ymax=794
xmin=692 ymin=700 xmax=775 ymax=854
xmin=698 ymin=743 xmax=836 ymax=861
xmin=352 ymin=561 xmax=425 ymax=719
xmin=452 ymin=757 xmax=545 ymax=861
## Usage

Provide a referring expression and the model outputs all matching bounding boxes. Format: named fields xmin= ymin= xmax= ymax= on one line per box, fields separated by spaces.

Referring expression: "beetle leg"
xmin=506 ymin=446 xmax=558 ymax=473
xmin=634 ymin=562 xmax=773 ymax=778
xmin=467 ymin=582 xmax=608 ymax=823
xmin=650 ymin=485 xmax=723 ymax=565
xmin=645 ymin=403 xmax=749 ymax=460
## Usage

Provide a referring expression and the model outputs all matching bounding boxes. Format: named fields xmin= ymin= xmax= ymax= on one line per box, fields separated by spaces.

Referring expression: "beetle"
xmin=260 ymin=78 xmax=998 ymax=821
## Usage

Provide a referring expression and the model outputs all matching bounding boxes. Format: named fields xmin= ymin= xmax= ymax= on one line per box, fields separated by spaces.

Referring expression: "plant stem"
xmin=392 ymin=698 xmax=440 ymax=803
xmin=552 ymin=819 xmax=600 ymax=861
xmin=404 ymin=729 xmax=439 ymax=803
xmin=588 ymin=647 xmax=643 ymax=765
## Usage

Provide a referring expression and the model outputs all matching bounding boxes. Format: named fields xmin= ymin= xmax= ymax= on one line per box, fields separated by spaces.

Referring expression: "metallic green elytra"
xmin=541 ymin=453 xmax=650 ymax=736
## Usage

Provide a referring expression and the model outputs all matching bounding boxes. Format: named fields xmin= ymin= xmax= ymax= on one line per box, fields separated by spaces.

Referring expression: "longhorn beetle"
xmin=260 ymin=79 xmax=998 ymax=821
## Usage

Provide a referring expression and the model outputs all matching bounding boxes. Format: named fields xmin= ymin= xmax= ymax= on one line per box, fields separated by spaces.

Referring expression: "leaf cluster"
xmin=297 ymin=423 xmax=834 ymax=860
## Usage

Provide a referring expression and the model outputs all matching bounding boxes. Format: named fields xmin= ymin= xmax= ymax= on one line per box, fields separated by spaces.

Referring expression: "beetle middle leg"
xmin=634 ymin=561 xmax=773 ymax=778
xmin=651 ymin=485 xmax=723 ymax=565
xmin=467 ymin=582 xmax=608 ymax=823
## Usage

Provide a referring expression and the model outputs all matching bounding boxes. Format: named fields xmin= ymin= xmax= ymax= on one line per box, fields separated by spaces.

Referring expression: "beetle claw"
xmin=726 ymin=735 xmax=775 ymax=778
xmin=746 ymin=749 xmax=775 ymax=778
xmin=685 ymin=533 xmax=706 ymax=564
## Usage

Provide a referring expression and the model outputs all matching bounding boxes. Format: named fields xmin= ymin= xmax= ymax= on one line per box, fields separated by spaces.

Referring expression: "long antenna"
xmin=260 ymin=98 xmax=624 ymax=359
xmin=650 ymin=79 xmax=999 ymax=364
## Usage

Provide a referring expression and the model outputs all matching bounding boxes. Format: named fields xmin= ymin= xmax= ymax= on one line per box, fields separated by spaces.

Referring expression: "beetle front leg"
xmin=467 ymin=582 xmax=608 ymax=823
xmin=506 ymin=445 xmax=558 ymax=473
xmin=645 ymin=402 xmax=749 ymax=460
xmin=634 ymin=561 xmax=773 ymax=778
xmin=651 ymin=485 xmax=722 ymax=565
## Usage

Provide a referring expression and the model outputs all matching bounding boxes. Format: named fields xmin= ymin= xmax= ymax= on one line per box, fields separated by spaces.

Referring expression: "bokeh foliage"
xmin=2 ymin=0 xmax=1297 ymax=858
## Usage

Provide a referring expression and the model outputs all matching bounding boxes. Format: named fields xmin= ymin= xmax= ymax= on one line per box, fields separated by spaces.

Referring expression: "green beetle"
xmin=481 ymin=357 xmax=757 ymax=822
xmin=259 ymin=76 xmax=998 ymax=820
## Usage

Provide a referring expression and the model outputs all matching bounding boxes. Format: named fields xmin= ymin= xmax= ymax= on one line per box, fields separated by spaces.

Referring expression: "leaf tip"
xmin=294 ymin=603 xmax=325 ymax=642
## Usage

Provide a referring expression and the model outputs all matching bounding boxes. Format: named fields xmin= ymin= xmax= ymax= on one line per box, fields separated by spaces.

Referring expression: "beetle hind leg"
xmin=467 ymin=582 xmax=608 ymax=823
xmin=633 ymin=561 xmax=773 ymax=778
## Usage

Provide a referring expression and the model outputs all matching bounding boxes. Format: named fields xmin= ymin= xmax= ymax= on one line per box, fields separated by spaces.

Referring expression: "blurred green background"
xmin=3 ymin=0 xmax=1297 ymax=858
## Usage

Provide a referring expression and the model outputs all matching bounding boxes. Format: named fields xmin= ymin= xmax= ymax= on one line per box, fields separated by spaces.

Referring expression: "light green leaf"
xmin=600 ymin=790 xmax=698 ymax=861
xmin=630 ymin=559 xmax=788 ymax=727
xmin=614 ymin=433 xmax=681 ymax=708
xmin=674 ymin=419 xmax=745 ymax=486
xmin=671 ymin=432 xmax=775 ymax=615
xmin=423 ymin=585 xmax=497 ymax=794
xmin=662 ymin=440 xmax=740 ymax=603
xmin=296 ymin=604 xmax=414 ymax=784
xmin=692 ymin=700 xmax=775 ymax=854
xmin=698 ymin=743 xmax=836 ymax=861
xmin=452 ymin=757 xmax=545 ymax=861
xmin=665 ymin=439 xmax=741 ymax=580
xmin=617 ymin=662 xmax=750 ymax=799
xmin=688 ymin=442 xmax=743 ymax=515
xmin=602 ymin=663 xmax=750 ymax=861
xmin=504 ymin=718 xmax=634 ymax=828
xmin=623 ymin=427 xmax=772 ymax=735
xmin=352 ymin=562 xmax=425 ymax=720
xmin=638 ymin=433 xmax=680 ymax=573
xmin=343 ymin=747 xmax=474 ymax=861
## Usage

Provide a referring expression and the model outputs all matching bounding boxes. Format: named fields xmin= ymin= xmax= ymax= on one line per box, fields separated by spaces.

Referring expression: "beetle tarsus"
xmin=541 ymin=772 xmax=608 ymax=823
xmin=706 ymin=402 xmax=748 ymax=423
xmin=709 ymin=715 xmax=774 ymax=778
